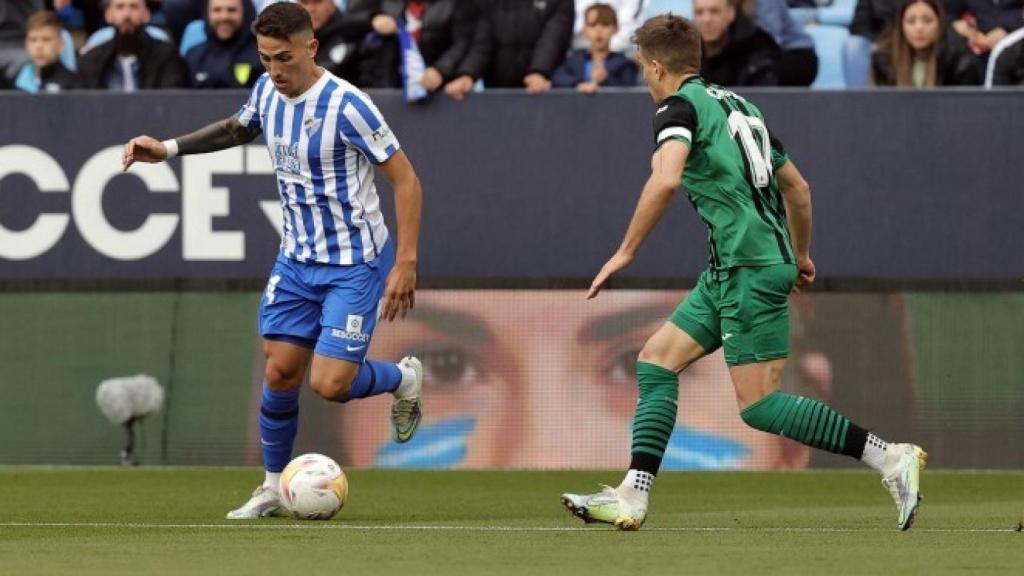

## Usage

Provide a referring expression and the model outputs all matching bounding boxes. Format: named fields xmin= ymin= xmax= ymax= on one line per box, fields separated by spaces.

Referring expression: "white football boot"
xmin=225 ymin=485 xmax=285 ymax=520
xmin=561 ymin=485 xmax=648 ymax=531
xmin=391 ymin=356 xmax=423 ymax=443
xmin=881 ymin=443 xmax=928 ymax=531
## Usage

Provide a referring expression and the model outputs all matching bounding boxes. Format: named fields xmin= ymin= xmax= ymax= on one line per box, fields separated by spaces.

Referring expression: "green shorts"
xmin=669 ymin=264 xmax=797 ymax=366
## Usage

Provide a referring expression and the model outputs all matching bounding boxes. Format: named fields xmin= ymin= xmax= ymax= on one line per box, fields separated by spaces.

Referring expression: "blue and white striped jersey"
xmin=237 ymin=71 xmax=399 ymax=266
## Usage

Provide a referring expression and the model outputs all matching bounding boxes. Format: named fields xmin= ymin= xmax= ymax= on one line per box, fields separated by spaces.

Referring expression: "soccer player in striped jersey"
xmin=122 ymin=2 xmax=425 ymax=519
xmin=561 ymin=14 xmax=927 ymax=531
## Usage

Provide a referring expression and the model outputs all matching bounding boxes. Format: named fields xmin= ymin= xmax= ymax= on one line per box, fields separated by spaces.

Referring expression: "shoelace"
xmin=392 ymin=398 xmax=419 ymax=426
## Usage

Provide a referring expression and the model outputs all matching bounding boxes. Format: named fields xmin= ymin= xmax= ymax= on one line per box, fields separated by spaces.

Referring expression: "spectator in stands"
xmin=184 ymin=0 xmax=261 ymax=87
xmin=78 ymin=0 xmax=186 ymax=89
xmin=947 ymin=0 xmax=1023 ymax=58
xmin=451 ymin=0 xmax=573 ymax=94
xmin=571 ymin=0 xmax=646 ymax=56
xmin=552 ymin=3 xmax=638 ymax=92
xmin=298 ymin=0 xmax=376 ymax=83
xmin=695 ymin=0 xmax=780 ymax=86
xmin=852 ymin=0 xmax=902 ymax=41
xmin=16 ymin=10 xmax=78 ymax=92
xmin=72 ymin=0 xmax=162 ymax=36
xmin=745 ymin=0 xmax=816 ymax=85
xmin=355 ymin=0 xmax=479 ymax=91
xmin=872 ymin=0 xmax=979 ymax=86
xmin=0 ymin=1 xmax=43 ymax=86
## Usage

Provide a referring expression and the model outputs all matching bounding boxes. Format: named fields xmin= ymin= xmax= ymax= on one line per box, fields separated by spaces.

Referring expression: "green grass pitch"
xmin=1 ymin=468 xmax=1021 ymax=575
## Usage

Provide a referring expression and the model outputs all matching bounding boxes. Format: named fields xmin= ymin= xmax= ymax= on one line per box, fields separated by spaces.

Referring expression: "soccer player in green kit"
xmin=560 ymin=14 xmax=927 ymax=531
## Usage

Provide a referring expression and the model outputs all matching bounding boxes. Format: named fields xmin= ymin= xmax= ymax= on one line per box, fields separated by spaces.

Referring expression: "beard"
xmin=114 ymin=25 xmax=143 ymax=54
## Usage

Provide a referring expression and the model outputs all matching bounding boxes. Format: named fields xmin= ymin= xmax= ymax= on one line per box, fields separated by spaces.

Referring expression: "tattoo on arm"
xmin=176 ymin=117 xmax=262 ymax=155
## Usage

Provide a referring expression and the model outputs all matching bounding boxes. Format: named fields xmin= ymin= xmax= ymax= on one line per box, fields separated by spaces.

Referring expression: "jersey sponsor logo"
xmin=656 ymin=104 xmax=669 ymax=115
xmin=330 ymin=328 xmax=371 ymax=343
xmin=722 ymin=332 xmax=734 ymax=341
xmin=370 ymin=125 xmax=392 ymax=143
xmin=272 ymin=141 xmax=301 ymax=176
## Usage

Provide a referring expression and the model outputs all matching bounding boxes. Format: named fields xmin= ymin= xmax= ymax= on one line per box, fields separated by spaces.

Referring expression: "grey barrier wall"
xmin=0 ymin=89 xmax=1021 ymax=281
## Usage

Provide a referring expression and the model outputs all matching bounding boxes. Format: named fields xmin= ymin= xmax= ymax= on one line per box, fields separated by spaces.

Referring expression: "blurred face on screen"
xmin=105 ymin=0 xmax=150 ymax=36
xmin=337 ymin=291 xmax=806 ymax=470
xmin=26 ymin=25 xmax=63 ymax=68
xmin=208 ymin=0 xmax=245 ymax=41
xmin=902 ymin=2 xmax=940 ymax=54
xmin=694 ymin=0 xmax=734 ymax=46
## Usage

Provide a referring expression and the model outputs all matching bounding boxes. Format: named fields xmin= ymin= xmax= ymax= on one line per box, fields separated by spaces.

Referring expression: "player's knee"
xmin=310 ymin=372 xmax=356 ymax=401
xmin=264 ymin=361 xmax=303 ymax=391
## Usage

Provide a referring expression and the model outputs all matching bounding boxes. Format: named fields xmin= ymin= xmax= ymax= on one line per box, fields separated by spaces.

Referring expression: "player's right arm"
xmin=587 ymin=96 xmax=696 ymax=299
xmin=121 ymin=117 xmax=262 ymax=171
xmin=776 ymin=159 xmax=815 ymax=291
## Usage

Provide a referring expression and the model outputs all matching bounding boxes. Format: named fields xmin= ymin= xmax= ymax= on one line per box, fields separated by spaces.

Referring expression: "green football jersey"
xmin=652 ymin=77 xmax=794 ymax=270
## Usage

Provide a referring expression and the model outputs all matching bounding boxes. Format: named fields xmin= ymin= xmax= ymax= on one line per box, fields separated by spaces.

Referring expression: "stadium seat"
xmin=179 ymin=20 xmax=208 ymax=56
xmin=805 ymin=24 xmax=849 ymax=89
xmin=789 ymin=7 xmax=818 ymax=27
xmin=60 ymin=29 xmax=77 ymax=72
xmin=817 ymin=0 xmax=857 ymax=27
xmin=843 ymin=34 xmax=872 ymax=87
xmin=82 ymin=25 xmax=171 ymax=53
xmin=645 ymin=0 xmax=694 ymax=21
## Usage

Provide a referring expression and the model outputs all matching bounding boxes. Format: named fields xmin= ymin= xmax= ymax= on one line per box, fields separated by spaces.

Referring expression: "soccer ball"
xmin=279 ymin=453 xmax=348 ymax=520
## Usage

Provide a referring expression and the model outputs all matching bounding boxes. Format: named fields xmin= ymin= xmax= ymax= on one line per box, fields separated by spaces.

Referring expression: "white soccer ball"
xmin=279 ymin=453 xmax=349 ymax=520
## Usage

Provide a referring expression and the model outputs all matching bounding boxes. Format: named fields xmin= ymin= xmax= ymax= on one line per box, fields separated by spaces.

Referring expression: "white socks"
xmin=618 ymin=469 xmax=655 ymax=503
xmin=860 ymin=433 xmax=889 ymax=473
xmin=263 ymin=471 xmax=281 ymax=490
xmin=393 ymin=363 xmax=418 ymax=399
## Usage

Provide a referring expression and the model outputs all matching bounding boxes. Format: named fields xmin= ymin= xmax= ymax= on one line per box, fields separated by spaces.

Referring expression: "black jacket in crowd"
xmin=701 ymin=15 xmax=781 ymax=87
xmin=851 ymin=0 xmax=900 ymax=41
xmin=359 ymin=0 xmax=479 ymax=88
xmin=550 ymin=49 xmax=638 ymax=87
xmin=78 ymin=29 xmax=187 ymax=89
xmin=871 ymin=33 xmax=980 ymax=85
xmin=456 ymin=0 xmax=574 ymax=87
xmin=944 ymin=0 xmax=1024 ymax=33
xmin=992 ymin=36 xmax=1024 ymax=85
xmin=315 ymin=0 xmax=377 ymax=83
xmin=185 ymin=23 xmax=264 ymax=88
xmin=30 ymin=60 xmax=79 ymax=91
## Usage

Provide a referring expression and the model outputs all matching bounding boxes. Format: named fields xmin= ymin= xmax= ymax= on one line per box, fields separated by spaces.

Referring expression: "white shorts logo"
xmin=346 ymin=314 xmax=364 ymax=334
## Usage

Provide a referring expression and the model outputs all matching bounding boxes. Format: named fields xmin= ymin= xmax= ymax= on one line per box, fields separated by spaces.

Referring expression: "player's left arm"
xmin=587 ymin=140 xmax=689 ymax=299
xmin=376 ymin=150 xmax=423 ymax=321
xmin=776 ymin=159 xmax=815 ymax=291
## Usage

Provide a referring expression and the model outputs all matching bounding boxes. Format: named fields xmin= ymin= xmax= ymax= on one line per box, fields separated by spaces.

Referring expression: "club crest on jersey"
xmin=304 ymin=116 xmax=323 ymax=137
xmin=273 ymin=141 xmax=301 ymax=175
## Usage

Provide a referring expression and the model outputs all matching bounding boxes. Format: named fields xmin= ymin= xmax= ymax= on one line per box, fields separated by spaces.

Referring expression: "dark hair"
xmin=252 ymin=1 xmax=313 ymax=40
xmin=875 ymin=0 xmax=945 ymax=86
xmin=632 ymin=14 xmax=701 ymax=75
xmin=26 ymin=11 xmax=63 ymax=34
xmin=585 ymin=3 xmax=618 ymax=27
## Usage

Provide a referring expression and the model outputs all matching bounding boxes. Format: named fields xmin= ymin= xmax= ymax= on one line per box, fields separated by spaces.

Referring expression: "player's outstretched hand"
xmin=122 ymin=135 xmax=168 ymax=171
xmin=587 ymin=251 xmax=634 ymax=300
xmin=382 ymin=262 xmax=417 ymax=321
xmin=794 ymin=256 xmax=816 ymax=294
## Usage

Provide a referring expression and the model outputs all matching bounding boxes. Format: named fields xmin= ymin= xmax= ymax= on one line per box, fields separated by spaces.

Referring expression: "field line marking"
xmin=0 ymin=522 xmax=1016 ymax=534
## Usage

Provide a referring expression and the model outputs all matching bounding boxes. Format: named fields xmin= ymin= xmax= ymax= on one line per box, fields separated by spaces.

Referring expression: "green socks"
xmin=740 ymin=390 xmax=867 ymax=457
xmin=629 ymin=361 xmax=680 ymax=472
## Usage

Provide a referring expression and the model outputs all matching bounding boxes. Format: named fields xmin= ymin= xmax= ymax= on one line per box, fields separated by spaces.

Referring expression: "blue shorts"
xmin=258 ymin=241 xmax=394 ymax=363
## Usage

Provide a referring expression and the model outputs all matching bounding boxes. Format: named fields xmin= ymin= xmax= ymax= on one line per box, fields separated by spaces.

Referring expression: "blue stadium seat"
xmin=82 ymin=25 xmax=171 ymax=53
xmin=645 ymin=0 xmax=694 ymax=21
xmin=789 ymin=7 xmax=818 ymax=27
xmin=60 ymin=29 xmax=77 ymax=72
xmin=817 ymin=0 xmax=857 ymax=27
xmin=805 ymin=24 xmax=849 ymax=89
xmin=179 ymin=19 xmax=208 ymax=56
xmin=843 ymin=34 xmax=872 ymax=87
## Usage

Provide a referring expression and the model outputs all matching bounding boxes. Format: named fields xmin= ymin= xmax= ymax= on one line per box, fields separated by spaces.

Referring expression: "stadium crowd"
xmin=1 ymin=0 xmax=1022 ymax=93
